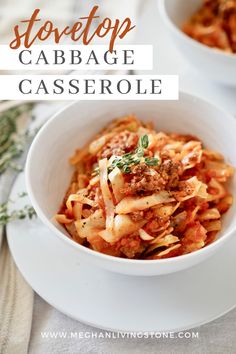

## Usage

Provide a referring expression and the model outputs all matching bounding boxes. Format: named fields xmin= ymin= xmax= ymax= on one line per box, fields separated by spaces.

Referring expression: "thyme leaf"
xmin=92 ymin=134 xmax=159 ymax=176
xmin=0 ymin=193 xmax=36 ymax=226
xmin=0 ymin=104 xmax=37 ymax=226
xmin=109 ymin=134 xmax=158 ymax=174
xmin=140 ymin=134 xmax=149 ymax=149
xmin=0 ymin=103 xmax=35 ymax=175
xmin=144 ymin=157 xmax=159 ymax=166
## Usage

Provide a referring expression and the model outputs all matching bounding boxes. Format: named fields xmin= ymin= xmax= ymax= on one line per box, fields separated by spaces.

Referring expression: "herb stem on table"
xmin=0 ymin=194 xmax=36 ymax=226
xmin=0 ymin=103 xmax=35 ymax=174
xmin=0 ymin=104 xmax=37 ymax=225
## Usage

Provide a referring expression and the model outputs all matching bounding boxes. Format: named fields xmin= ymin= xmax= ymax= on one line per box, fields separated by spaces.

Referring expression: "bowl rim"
xmin=25 ymin=91 xmax=236 ymax=267
xmin=158 ymin=0 xmax=236 ymax=60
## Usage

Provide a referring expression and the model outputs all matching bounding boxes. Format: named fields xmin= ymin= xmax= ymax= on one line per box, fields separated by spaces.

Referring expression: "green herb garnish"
xmin=140 ymin=134 xmax=149 ymax=149
xmin=0 ymin=103 xmax=34 ymax=174
xmin=92 ymin=134 xmax=159 ymax=176
xmin=144 ymin=157 xmax=159 ymax=166
xmin=0 ymin=193 xmax=36 ymax=226
xmin=109 ymin=134 xmax=159 ymax=174
xmin=0 ymin=104 xmax=37 ymax=226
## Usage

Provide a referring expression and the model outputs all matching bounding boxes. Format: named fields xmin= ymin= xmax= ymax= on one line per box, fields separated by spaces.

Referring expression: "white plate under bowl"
xmin=7 ymin=173 xmax=236 ymax=332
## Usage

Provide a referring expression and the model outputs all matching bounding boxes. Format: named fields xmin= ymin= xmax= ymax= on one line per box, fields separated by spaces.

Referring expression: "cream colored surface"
xmin=0 ymin=239 xmax=33 ymax=354
xmin=0 ymin=102 xmax=66 ymax=354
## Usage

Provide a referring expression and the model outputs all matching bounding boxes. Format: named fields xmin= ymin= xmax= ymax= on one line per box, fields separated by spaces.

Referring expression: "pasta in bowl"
xmin=182 ymin=0 xmax=236 ymax=54
xmin=26 ymin=95 xmax=236 ymax=275
xmin=159 ymin=0 xmax=236 ymax=86
xmin=55 ymin=116 xmax=234 ymax=260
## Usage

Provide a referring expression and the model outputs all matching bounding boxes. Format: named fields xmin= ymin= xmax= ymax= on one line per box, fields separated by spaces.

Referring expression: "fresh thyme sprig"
xmin=0 ymin=193 xmax=36 ymax=226
xmin=109 ymin=134 xmax=159 ymax=174
xmin=0 ymin=103 xmax=37 ymax=226
xmin=0 ymin=103 xmax=34 ymax=175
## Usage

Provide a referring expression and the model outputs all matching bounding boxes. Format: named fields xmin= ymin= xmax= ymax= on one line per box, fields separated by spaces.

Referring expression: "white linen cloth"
xmin=0 ymin=239 xmax=33 ymax=354
xmin=0 ymin=101 xmax=67 ymax=354
xmin=29 ymin=296 xmax=236 ymax=354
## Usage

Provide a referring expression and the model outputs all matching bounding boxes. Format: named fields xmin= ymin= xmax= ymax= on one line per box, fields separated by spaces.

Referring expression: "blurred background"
xmin=0 ymin=0 xmax=144 ymax=44
xmin=0 ymin=0 xmax=235 ymax=114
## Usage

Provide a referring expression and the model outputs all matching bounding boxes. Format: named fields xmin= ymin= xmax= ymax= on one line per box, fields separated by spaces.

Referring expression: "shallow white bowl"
xmin=26 ymin=94 xmax=236 ymax=276
xmin=159 ymin=0 xmax=236 ymax=86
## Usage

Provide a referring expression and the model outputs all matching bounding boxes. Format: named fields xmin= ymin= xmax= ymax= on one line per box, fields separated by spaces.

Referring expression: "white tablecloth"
xmin=29 ymin=295 xmax=236 ymax=354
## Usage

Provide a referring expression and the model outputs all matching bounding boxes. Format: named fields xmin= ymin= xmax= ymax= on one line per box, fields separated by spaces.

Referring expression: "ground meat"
xmin=129 ymin=209 xmax=156 ymax=222
xmin=130 ymin=210 xmax=145 ymax=222
xmin=144 ymin=210 xmax=156 ymax=220
xmin=88 ymin=233 xmax=145 ymax=259
xmin=159 ymin=159 xmax=183 ymax=189
xmin=145 ymin=218 xmax=170 ymax=234
xmin=115 ymin=234 xmax=145 ymax=259
xmin=124 ymin=160 xmax=183 ymax=196
xmin=100 ymin=130 xmax=138 ymax=159
xmin=124 ymin=164 xmax=166 ymax=195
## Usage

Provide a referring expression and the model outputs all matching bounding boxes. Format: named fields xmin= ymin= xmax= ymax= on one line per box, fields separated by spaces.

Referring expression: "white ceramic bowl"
xmin=26 ymin=94 xmax=236 ymax=276
xmin=159 ymin=0 xmax=236 ymax=86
